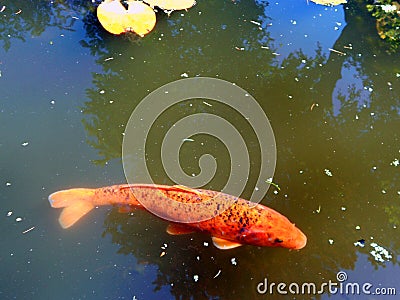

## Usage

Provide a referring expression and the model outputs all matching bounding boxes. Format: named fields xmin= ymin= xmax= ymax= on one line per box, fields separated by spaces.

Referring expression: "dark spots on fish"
xmin=275 ymin=238 xmax=283 ymax=243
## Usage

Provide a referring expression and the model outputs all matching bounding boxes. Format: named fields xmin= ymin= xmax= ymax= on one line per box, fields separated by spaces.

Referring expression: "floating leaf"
xmin=310 ymin=0 xmax=347 ymax=6
xmin=126 ymin=1 xmax=157 ymax=36
xmin=144 ymin=0 xmax=196 ymax=10
xmin=97 ymin=0 xmax=156 ymax=36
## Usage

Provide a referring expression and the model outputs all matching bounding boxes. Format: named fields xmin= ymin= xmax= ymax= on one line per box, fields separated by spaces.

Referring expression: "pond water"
xmin=0 ymin=0 xmax=399 ymax=299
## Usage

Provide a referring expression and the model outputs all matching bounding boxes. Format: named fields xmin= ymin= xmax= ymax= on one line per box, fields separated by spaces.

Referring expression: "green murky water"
xmin=0 ymin=0 xmax=399 ymax=299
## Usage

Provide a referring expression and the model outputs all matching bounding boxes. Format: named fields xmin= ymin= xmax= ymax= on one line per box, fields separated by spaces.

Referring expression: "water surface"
xmin=0 ymin=0 xmax=399 ymax=299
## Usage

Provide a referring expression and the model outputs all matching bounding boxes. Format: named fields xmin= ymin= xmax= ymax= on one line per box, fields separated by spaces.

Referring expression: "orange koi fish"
xmin=48 ymin=184 xmax=307 ymax=250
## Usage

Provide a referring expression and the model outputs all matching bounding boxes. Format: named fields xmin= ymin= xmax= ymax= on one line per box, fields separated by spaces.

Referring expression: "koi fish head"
xmin=238 ymin=205 xmax=307 ymax=250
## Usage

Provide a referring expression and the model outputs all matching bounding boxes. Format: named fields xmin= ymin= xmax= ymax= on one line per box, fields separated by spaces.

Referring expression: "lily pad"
xmin=97 ymin=0 xmax=156 ymax=36
xmin=144 ymin=0 xmax=196 ymax=10
xmin=310 ymin=0 xmax=347 ymax=6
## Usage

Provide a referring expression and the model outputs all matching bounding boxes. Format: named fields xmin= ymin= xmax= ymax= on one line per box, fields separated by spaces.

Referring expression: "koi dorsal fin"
xmin=166 ymin=223 xmax=195 ymax=235
xmin=212 ymin=237 xmax=243 ymax=250
xmin=171 ymin=185 xmax=203 ymax=196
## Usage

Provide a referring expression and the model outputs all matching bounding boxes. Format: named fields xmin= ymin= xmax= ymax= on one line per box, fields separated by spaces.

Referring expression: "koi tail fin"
xmin=48 ymin=188 xmax=96 ymax=229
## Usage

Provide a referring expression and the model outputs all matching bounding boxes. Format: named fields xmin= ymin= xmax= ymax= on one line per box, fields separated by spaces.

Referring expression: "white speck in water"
xmin=21 ymin=142 xmax=29 ymax=147
xmin=354 ymin=240 xmax=365 ymax=247
xmin=382 ymin=190 xmax=386 ymax=194
xmin=391 ymin=158 xmax=399 ymax=167
xmin=355 ymin=114 xmax=359 ymax=120
xmin=180 ymin=72 xmax=189 ymax=78
xmin=273 ymin=190 xmax=278 ymax=195
xmin=324 ymin=169 xmax=333 ymax=177
xmin=6 ymin=182 xmax=11 ymax=186
xmin=213 ymin=270 xmax=221 ymax=278
xmin=231 ymin=258 xmax=237 ymax=265
xmin=299 ymin=170 xmax=304 ymax=174
xmin=370 ymin=242 xmax=392 ymax=262
xmin=355 ymin=225 xmax=361 ymax=230
xmin=193 ymin=275 xmax=199 ymax=282
xmin=15 ymin=217 xmax=22 ymax=222
xmin=203 ymin=242 xmax=209 ymax=247
xmin=328 ymin=239 xmax=334 ymax=245
xmin=341 ymin=206 xmax=346 ymax=211
xmin=7 ymin=211 xmax=13 ymax=217
xmin=99 ymin=90 xmax=105 ymax=94
xmin=50 ymin=100 xmax=55 ymax=105
xmin=372 ymin=166 xmax=377 ymax=170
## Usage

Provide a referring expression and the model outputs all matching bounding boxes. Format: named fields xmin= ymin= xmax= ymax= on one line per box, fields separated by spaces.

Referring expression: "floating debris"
xmin=354 ymin=239 xmax=365 ymax=247
xmin=265 ymin=178 xmax=281 ymax=191
xmin=203 ymin=242 xmax=209 ymax=247
xmin=391 ymin=158 xmax=399 ymax=167
xmin=15 ymin=217 xmax=22 ymax=222
xmin=183 ymin=138 xmax=194 ymax=142
xmin=202 ymin=101 xmax=212 ymax=107
xmin=180 ymin=72 xmax=189 ymax=78
xmin=193 ymin=274 xmax=199 ymax=282
xmin=355 ymin=225 xmax=361 ymax=230
xmin=213 ymin=270 xmax=221 ymax=278
xmin=370 ymin=242 xmax=392 ymax=262
xmin=329 ymin=48 xmax=346 ymax=56
xmin=21 ymin=142 xmax=29 ymax=147
xmin=6 ymin=211 xmax=13 ymax=217
xmin=328 ymin=239 xmax=334 ymax=245
xmin=5 ymin=182 xmax=11 ymax=187
xmin=324 ymin=169 xmax=333 ymax=177
xmin=231 ymin=257 xmax=237 ymax=266
xmin=250 ymin=20 xmax=261 ymax=26
xmin=22 ymin=226 xmax=35 ymax=234
xmin=310 ymin=0 xmax=347 ymax=6
xmin=341 ymin=206 xmax=346 ymax=211
xmin=160 ymin=251 xmax=166 ymax=257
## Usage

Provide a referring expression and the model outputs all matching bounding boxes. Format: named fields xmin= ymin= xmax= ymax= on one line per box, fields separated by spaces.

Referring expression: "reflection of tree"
xmin=78 ymin=1 xmax=400 ymax=298
xmin=81 ymin=0 xmax=275 ymax=164
xmin=0 ymin=0 xmax=93 ymax=51
xmin=6 ymin=0 xmax=397 ymax=297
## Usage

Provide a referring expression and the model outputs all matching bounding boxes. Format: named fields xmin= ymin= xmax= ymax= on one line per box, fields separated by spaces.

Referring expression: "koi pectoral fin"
xmin=212 ymin=237 xmax=243 ymax=250
xmin=59 ymin=201 xmax=94 ymax=229
xmin=166 ymin=223 xmax=195 ymax=235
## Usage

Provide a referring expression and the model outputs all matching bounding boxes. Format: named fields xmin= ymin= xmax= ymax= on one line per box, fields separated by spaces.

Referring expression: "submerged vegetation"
xmin=366 ymin=0 xmax=400 ymax=50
